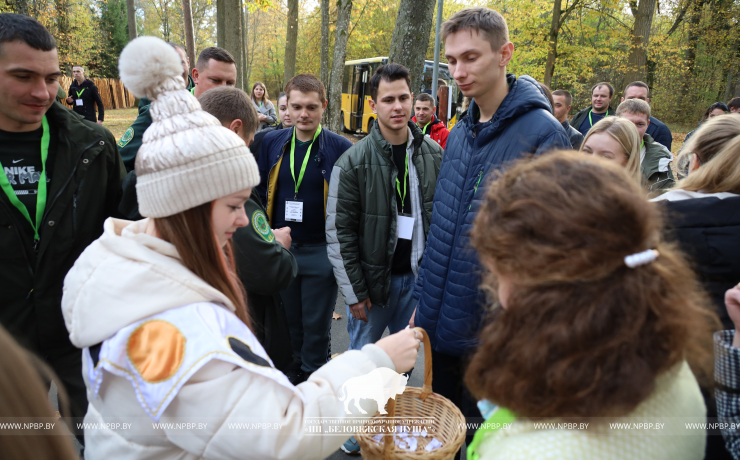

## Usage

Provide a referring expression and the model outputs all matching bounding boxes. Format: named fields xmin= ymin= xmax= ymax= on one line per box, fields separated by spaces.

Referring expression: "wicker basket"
xmin=355 ymin=327 xmax=466 ymax=459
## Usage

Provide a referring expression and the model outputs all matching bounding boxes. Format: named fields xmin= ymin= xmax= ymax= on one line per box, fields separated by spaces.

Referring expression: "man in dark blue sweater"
xmin=257 ymin=74 xmax=352 ymax=383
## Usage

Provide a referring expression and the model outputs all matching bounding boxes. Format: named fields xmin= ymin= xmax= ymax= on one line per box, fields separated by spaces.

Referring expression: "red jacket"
xmin=412 ymin=115 xmax=449 ymax=149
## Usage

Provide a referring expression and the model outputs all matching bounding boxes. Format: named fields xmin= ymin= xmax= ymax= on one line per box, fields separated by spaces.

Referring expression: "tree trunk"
xmin=182 ymin=0 xmax=196 ymax=67
xmin=388 ymin=0 xmax=436 ymax=94
xmin=126 ymin=0 xmax=137 ymax=41
xmin=223 ymin=0 xmax=243 ymax=88
xmin=217 ymin=0 xmax=225 ymax=48
xmin=246 ymin=10 xmax=260 ymax=85
xmin=543 ymin=0 xmax=562 ymax=88
xmin=624 ymin=0 xmax=657 ymax=84
xmin=320 ymin=0 xmax=330 ymax=88
xmin=55 ymin=0 xmax=71 ymax=69
xmin=327 ymin=0 xmax=352 ymax=133
xmin=283 ymin=0 xmax=299 ymax=84
xmin=724 ymin=39 xmax=739 ymax=102
xmin=240 ymin=0 xmax=248 ymax=91
xmin=683 ymin=0 xmax=703 ymax=96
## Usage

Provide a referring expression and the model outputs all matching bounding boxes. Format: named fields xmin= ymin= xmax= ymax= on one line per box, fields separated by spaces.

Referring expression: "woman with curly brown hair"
xmin=464 ymin=150 xmax=719 ymax=460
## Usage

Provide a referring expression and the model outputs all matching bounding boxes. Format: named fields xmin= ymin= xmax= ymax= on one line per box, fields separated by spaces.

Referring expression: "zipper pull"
xmin=33 ymin=238 xmax=40 ymax=253
xmin=469 ymin=169 xmax=484 ymax=211
xmin=472 ymin=129 xmax=477 ymax=139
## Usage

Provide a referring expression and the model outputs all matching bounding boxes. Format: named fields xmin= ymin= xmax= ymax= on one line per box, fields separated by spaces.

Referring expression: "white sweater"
xmin=62 ymin=218 xmax=396 ymax=460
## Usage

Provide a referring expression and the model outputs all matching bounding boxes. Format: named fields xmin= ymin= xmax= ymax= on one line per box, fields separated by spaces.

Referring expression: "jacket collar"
xmin=71 ymin=78 xmax=91 ymax=88
xmin=582 ymin=105 xmax=615 ymax=116
xmin=63 ymin=218 xmax=237 ymax=348
xmin=45 ymin=100 xmax=101 ymax=146
xmin=411 ymin=115 xmax=441 ymax=129
xmin=369 ymin=120 xmax=425 ymax=158
xmin=461 ymin=74 xmax=551 ymax=140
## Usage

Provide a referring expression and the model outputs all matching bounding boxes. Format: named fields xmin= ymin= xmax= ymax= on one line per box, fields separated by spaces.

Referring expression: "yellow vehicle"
xmin=341 ymin=57 xmax=459 ymax=134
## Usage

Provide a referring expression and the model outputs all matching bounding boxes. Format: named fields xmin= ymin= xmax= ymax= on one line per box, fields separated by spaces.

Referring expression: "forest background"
xmin=1 ymin=0 xmax=739 ymax=128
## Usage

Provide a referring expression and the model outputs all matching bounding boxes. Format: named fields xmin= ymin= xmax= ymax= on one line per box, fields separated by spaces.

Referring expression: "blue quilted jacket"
xmin=413 ymin=74 xmax=571 ymax=356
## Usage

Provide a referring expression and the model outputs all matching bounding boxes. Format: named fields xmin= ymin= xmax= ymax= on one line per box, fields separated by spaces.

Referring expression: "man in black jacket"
xmin=552 ymin=89 xmax=584 ymax=149
xmin=65 ymin=65 xmax=105 ymax=124
xmin=570 ymin=82 xmax=615 ymax=137
xmin=0 ymin=13 xmax=125 ymax=444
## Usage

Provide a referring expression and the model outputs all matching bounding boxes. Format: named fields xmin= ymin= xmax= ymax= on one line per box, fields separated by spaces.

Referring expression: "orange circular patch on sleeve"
xmin=127 ymin=320 xmax=186 ymax=383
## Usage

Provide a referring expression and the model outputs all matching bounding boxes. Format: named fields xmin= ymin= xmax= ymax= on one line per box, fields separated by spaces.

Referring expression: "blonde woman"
xmin=653 ymin=114 xmax=740 ymax=331
xmin=580 ymin=116 xmax=642 ymax=185
xmin=251 ymin=81 xmax=276 ymax=131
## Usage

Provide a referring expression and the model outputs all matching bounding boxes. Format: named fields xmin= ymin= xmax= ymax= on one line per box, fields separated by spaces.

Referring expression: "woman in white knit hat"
xmin=61 ymin=37 xmax=420 ymax=460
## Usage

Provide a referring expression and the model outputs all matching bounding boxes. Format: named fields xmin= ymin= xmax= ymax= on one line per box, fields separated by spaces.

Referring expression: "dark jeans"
xmin=41 ymin=342 xmax=87 ymax=447
xmin=280 ymin=242 xmax=338 ymax=373
xmin=431 ymin=349 xmax=482 ymax=460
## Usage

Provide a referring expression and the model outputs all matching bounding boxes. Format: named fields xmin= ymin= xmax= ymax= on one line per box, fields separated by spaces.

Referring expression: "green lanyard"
xmin=467 ymin=407 xmax=516 ymax=460
xmin=76 ymin=88 xmax=85 ymax=98
xmin=588 ymin=108 xmax=610 ymax=128
xmin=396 ymin=147 xmax=409 ymax=213
xmin=422 ymin=122 xmax=431 ymax=135
xmin=289 ymin=125 xmax=322 ymax=199
xmin=190 ymin=87 xmax=195 ymax=95
xmin=0 ymin=116 xmax=50 ymax=241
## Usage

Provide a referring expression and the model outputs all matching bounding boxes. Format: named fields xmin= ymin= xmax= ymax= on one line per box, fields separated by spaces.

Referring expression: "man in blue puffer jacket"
xmin=410 ymin=8 xmax=570 ymax=454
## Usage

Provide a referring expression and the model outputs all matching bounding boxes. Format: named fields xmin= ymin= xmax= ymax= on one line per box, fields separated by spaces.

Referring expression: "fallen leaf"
xmin=332 ymin=312 xmax=342 ymax=320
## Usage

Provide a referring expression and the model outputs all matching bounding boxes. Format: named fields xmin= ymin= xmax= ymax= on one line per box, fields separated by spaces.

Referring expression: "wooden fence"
xmin=59 ymin=76 xmax=136 ymax=110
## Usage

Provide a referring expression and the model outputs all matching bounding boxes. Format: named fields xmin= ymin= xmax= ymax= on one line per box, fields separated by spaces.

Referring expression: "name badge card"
xmin=397 ymin=214 xmax=414 ymax=240
xmin=76 ymin=99 xmax=84 ymax=106
xmin=285 ymin=200 xmax=303 ymax=222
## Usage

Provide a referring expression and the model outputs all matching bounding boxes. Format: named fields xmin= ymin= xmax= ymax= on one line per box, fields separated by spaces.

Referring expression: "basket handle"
xmin=414 ymin=327 xmax=433 ymax=401
xmin=381 ymin=327 xmax=433 ymax=458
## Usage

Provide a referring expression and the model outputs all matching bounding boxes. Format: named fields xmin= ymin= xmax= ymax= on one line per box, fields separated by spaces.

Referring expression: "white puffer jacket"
xmin=62 ymin=218 xmax=396 ymax=460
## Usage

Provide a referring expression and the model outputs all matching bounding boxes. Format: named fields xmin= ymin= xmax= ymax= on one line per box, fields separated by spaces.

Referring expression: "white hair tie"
xmin=624 ymin=249 xmax=660 ymax=268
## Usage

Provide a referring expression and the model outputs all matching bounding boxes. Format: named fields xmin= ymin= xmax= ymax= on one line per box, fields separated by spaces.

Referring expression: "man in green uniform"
xmin=616 ymin=98 xmax=675 ymax=196
xmin=117 ymin=42 xmax=192 ymax=171
xmin=200 ymin=86 xmax=297 ymax=374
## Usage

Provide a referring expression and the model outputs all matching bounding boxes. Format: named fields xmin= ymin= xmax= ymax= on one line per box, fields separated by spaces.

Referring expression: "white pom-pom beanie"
xmin=118 ymin=36 xmax=260 ymax=218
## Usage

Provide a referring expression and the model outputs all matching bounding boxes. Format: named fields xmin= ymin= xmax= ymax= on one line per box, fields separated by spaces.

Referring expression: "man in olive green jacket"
xmin=326 ymin=64 xmax=442 ymax=354
xmin=616 ymin=99 xmax=675 ymax=197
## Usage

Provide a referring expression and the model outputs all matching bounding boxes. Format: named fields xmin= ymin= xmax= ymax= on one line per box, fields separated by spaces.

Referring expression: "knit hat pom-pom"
xmin=119 ymin=36 xmax=184 ymax=100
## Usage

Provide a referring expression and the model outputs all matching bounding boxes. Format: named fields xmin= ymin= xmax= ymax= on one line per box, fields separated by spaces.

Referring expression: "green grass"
xmin=104 ymin=108 xmax=139 ymax=142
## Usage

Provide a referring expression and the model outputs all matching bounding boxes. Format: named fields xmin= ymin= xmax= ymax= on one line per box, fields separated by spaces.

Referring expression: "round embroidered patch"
xmin=252 ymin=209 xmax=274 ymax=242
xmin=127 ymin=320 xmax=185 ymax=383
xmin=228 ymin=336 xmax=272 ymax=367
xmin=117 ymin=126 xmax=134 ymax=148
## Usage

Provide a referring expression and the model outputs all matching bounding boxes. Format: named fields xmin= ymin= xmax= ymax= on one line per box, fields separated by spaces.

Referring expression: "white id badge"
xmin=397 ymin=214 xmax=414 ymax=240
xmin=285 ymin=200 xmax=303 ymax=222
xmin=75 ymin=99 xmax=84 ymax=106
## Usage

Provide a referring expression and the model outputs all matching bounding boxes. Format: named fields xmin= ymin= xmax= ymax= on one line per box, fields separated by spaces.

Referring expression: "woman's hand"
xmin=375 ymin=328 xmax=420 ymax=373
xmin=259 ymin=114 xmax=267 ymax=122
xmin=726 ymin=284 xmax=740 ymax=347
